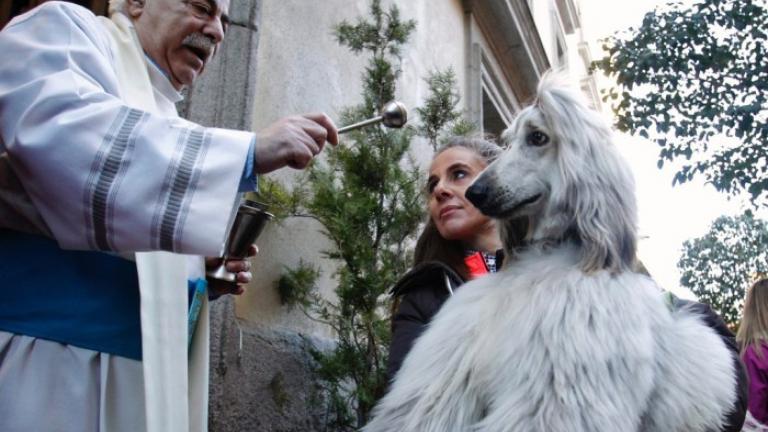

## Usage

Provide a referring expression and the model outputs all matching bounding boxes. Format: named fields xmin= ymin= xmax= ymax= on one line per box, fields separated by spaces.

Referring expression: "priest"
xmin=0 ymin=0 xmax=338 ymax=431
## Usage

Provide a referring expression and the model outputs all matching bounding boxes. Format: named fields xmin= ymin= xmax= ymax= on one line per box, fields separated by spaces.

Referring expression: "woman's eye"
xmin=453 ymin=170 xmax=468 ymax=180
xmin=526 ymin=130 xmax=549 ymax=146
xmin=426 ymin=181 xmax=437 ymax=194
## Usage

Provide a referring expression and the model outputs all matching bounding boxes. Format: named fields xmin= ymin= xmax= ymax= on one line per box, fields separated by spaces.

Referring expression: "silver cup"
xmin=207 ymin=200 xmax=274 ymax=282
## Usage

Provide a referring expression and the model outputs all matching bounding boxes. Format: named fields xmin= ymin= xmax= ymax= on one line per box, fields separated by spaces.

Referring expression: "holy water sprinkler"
xmin=337 ymin=101 xmax=408 ymax=134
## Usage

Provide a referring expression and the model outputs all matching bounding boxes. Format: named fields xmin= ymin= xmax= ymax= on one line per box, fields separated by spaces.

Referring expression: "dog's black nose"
xmin=465 ymin=181 xmax=489 ymax=208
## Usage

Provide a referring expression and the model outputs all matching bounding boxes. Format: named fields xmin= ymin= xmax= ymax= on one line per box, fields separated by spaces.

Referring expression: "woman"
xmin=738 ymin=279 xmax=768 ymax=431
xmin=387 ymin=136 xmax=502 ymax=379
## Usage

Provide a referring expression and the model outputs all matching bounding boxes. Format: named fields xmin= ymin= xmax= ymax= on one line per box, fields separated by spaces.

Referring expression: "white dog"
xmin=363 ymin=76 xmax=737 ymax=432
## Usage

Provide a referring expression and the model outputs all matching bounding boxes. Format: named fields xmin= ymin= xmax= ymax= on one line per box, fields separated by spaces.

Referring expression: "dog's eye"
xmin=526 ymin=131 xmax=549 ymax=147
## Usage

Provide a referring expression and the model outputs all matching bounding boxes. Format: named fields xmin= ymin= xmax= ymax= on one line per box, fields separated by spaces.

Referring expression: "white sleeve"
xmin=0 ymin=2 xmax=253 ymax=256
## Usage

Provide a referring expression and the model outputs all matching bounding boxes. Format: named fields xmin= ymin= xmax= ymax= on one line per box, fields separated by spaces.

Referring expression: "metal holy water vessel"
xmin=337 ymin=100 xmax=408 ymax=134
xmin=207 ymin=200 xmax=274 ymax=283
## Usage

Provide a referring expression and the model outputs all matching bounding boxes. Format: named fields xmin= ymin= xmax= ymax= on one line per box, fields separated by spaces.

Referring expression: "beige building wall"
xmin=238 ymin=0 xmax=471 ymax=339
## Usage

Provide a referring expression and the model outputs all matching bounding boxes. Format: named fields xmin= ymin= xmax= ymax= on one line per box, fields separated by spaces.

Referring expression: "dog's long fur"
xmin=363 ymin=76 xmax=736 ymax=432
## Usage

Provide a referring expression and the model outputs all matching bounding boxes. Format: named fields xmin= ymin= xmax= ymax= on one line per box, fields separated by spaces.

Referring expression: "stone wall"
xmin=208 ymin=298 xmax=334 ymax=432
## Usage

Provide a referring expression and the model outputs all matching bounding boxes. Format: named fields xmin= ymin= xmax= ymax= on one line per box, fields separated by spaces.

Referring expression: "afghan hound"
xmin=363 ymin=76 xmax=737 ymax=432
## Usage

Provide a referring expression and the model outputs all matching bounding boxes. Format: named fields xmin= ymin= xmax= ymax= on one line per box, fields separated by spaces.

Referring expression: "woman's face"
xmin=427 ymin=147 xmax=494 ymax=245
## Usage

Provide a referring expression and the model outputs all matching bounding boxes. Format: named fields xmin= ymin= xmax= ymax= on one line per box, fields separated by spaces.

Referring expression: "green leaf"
xmin=678 ymin=213 xmax=768 ymax=325
xmin=592 ymin=0 xmax=768 ymax=205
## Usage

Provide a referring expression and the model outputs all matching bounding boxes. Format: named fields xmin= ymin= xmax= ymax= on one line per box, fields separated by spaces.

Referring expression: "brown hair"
xmin=737 ymin=279 xmax=768 ymax=358
xmin=413 ymin=135 xmax=502 ymax=280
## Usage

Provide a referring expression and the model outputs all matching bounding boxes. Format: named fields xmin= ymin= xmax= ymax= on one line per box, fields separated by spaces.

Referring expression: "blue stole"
xmin=0 ymin=230 xmax=142 ymax=360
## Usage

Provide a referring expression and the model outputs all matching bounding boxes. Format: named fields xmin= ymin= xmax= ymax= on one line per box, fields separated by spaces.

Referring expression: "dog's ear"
xmin=536 ymin=77 xmax=637 ymax=273
xmin=569 ymin=169 xmax=637 ymax=274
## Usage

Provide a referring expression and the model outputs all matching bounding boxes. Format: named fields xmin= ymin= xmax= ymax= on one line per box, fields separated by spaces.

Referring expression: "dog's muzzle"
xmin=465 ymin=180 xmax=491 ymax=211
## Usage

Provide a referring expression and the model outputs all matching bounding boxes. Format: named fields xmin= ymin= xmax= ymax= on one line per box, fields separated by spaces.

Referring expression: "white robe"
xmin=0 ymin=2 xmax=254 ymax=431
xmin=0 ymin=3 xmax=252 ymax=254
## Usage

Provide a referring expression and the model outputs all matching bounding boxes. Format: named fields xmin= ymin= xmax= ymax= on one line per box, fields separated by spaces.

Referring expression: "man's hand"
xmin=254 ymin=113 xmax=339 ymax=173
xmin=206 ymin=244 xmax=258 ymax=299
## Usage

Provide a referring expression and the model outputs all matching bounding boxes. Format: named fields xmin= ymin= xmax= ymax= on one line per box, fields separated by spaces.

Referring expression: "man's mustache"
xmin=182 ymin=33 xmax=215 ymax=59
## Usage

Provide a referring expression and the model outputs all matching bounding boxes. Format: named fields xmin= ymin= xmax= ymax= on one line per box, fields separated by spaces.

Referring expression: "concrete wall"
xmin=208 ymin=297 xmax=336 ymax=432
xmin=239 ymin=0 xmax=468 ymax=338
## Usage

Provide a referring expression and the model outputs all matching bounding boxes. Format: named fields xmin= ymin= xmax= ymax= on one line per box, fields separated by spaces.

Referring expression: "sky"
xmin=578 ymin=0 xmax=750 ymax=298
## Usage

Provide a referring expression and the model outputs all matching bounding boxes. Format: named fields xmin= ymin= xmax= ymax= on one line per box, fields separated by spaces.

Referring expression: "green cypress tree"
xmin=415 ymin=67 xmax=477 ymax=150
xmin=303 ymin=3 xmax=418 ymax=426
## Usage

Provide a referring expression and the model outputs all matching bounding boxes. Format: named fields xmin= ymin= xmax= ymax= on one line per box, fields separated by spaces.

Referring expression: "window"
xmin=466 ymin=42 xmax=520 ymax=138
xmin=482 ymin=89 xmax=506 ymax=137
xmin=556 ymin=38 xmax=566 ymax=67
xmin=463 ymin=0 xmax=548 ymax=138
xmin=479 ymin=53 xmax=516 ymax=137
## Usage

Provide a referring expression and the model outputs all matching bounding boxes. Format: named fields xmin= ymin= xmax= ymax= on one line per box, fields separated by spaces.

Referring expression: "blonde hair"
xmin=737 ymin=279 xmax=768 ymax=358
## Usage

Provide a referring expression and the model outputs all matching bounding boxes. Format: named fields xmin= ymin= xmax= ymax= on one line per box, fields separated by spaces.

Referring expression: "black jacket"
xmin=387 ymin=262 xmax=463 ymax=379
xmin=387 ymin=262 xmax=747 ymax=432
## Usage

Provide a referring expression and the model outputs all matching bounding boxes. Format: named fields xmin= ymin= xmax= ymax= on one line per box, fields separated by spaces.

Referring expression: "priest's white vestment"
xmin=0 ymin=2 xmax=254 ymax=431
